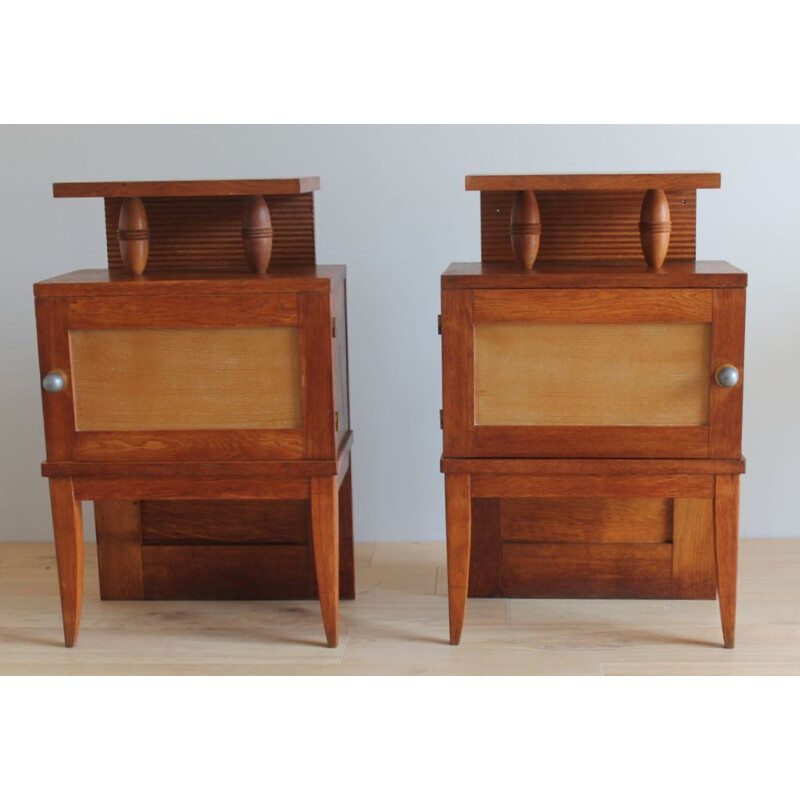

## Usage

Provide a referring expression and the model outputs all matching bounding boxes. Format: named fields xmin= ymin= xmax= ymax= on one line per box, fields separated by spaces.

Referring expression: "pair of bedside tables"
xmin=35 ymin=173 xmax=745 ymax=651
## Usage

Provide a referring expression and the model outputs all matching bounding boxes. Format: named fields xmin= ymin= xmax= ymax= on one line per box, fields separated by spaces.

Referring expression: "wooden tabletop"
xmin=53 ymin=178 xmax=320 ymax=198
xmin=465 ymin=173 xmax=721 ymax=191
xmin=442 ymin=261 xmax=746 ymax=289
xmin=34 ymin=266 xmax=345 ymax=296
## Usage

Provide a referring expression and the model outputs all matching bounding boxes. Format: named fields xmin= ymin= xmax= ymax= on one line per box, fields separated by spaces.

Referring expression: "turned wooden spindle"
xmin=118 ymin=197 xmax=150 ymax=276
xmin=510 ymin=190 xmax=541 ymax=269
xmin=639 ymin=189 xmax=671 ymax=270
xmin=242 ymin=195 xmax=273 ymax=274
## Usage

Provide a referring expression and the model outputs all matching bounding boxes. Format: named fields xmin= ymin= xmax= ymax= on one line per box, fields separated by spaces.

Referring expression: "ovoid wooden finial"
xmin=510 ymin=190 xmax=541 ymax=269
xmin=242 ymin=195 xmax=273 ymax=274
xmin=118 ymin=198 xmax=149 ymax=276
xmin=639 ymin=189 xmax=671 ymax=269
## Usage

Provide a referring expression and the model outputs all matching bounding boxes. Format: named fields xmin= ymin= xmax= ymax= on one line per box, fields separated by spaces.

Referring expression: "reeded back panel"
xmin=480 ymin=190 xmax=696 ymax=263
xmin=104 ymin=194 xmax=316 ymax=271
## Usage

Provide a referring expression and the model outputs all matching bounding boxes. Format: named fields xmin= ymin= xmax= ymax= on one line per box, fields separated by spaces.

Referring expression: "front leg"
xmin=714 ymin=474 xmax=740 ymax=648
xmin=445 ymin=473 xmax=471 ymax=645
xmin=311 ymin=476 xmax=340 ymax=647
xmin=48 ymin=478 xmax=84 ymax=647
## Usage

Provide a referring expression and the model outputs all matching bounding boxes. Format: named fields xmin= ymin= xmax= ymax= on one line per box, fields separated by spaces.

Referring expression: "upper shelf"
xmin=465 ymin=173 xmax=721 ymax=192
xmin=53 ymin=178 xmax=320 ymax=198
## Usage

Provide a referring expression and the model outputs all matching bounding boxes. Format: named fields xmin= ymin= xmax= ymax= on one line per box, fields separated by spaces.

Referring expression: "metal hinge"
xmin=335 ymin=411 xmax=340 ymax=432
xmin=332 ymin=317 xmax=337 ymax=338
xmin=439 ymin=409 xmax=444 ymax=429
xmin=438 ymin=314 xmax=442 ymax=335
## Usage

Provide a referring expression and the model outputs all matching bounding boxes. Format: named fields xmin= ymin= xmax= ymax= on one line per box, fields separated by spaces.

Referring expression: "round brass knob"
xmin=42 ymin=371 xmax=66 ymax=393
xmin=715 ymin=364 xmax=740 ymax=388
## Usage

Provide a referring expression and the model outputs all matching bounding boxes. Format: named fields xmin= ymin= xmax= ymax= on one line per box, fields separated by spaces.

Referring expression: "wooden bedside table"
xmin=440 ymin=173 xmax=745 ymax=648
xmin=36 ymin=179 xmax=353 ymax=648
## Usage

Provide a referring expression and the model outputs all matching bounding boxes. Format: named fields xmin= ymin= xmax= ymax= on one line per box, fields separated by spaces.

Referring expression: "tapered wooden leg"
xmin=338 ymin=464 xmax=355 ymax=601
xmin=48 ymin=478 xmax=84 ymax=647
xmin=714 ymin=475 xmax=740 ymax=648
xmin=445 ymin=473 xmax=471 ymax=645
xmin=311 ymin=476 xmax=340 ymax=647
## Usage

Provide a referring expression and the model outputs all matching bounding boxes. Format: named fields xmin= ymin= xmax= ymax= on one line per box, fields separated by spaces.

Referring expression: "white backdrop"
xmin=1 ymin=125 xmax=797 ymax=541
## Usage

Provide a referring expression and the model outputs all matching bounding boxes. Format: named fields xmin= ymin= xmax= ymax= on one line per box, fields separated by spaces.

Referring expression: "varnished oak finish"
xmin=71 ymin=327 xmax=302 ymax=431
xmin=118 ymin=198 xmax=149 ymax=276
xmin=466 ymin=173 xmax=721 ymax=191
xmin=48 ymin=478 xmax=84 ymax=647
xmin=311 ymin=476 xmax=340 ymax=647
xmin=241 ymin=195 xmax=274 ymax=274
xmin=54 ymin=178 xmax=320 ymax=197
xmin=639 ymin=189 xmax=671 ymax=269
xmin=442 ymin=172 xmax=744 ymax=648
xmin=509 ymin=190 xmax=540 ymax=268
xmin=445 ymin=474 xmax=471 ymax=645
xmin=3 ymin=540 xmax=797 ymax=675
xmin=39 ymin=178 xmax=353 ymax=646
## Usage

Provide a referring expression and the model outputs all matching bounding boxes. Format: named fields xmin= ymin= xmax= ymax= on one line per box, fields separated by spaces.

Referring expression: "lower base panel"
xmin=94 ymin=468 xmax=355 ymax=602
xmin=469 ymin=495 xmax=716 ymax=600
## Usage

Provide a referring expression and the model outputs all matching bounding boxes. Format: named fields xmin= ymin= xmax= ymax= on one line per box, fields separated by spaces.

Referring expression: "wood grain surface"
xmin=71 ymin=327 xmax=302 ymax=431
xmin=466 ymin=173 xmax=721 ymax=191
xmin=104 ymin=195 xmax=316 ymax=271
xmin=54 ymin=178 xmax=320 ymax=197
xmin=479 ymin=190 xmax=697 ymax=263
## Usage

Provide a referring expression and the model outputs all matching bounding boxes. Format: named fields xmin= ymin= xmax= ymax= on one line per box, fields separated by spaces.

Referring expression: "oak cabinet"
xmin=441 ymin=174 xmax=745 ymax=648
xmin=36 ymin=179 xmax=353 ymax=647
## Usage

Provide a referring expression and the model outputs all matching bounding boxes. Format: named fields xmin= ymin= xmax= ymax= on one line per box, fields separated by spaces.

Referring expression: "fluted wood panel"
xmin=104 ymin=194 xmax=315 ymax=271
xmin=480 ymin=190 xmax=696 ymax=262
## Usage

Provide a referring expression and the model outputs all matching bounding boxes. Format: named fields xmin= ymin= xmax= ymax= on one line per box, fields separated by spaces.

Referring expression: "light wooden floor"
xmin=1 ymin=540 xmax=798 ymax=675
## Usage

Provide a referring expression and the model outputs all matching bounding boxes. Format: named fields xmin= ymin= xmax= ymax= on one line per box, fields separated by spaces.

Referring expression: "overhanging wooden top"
xmin=34 ymin=266 xmax=345 ymax=296
xmin=53 ymin=178 xmax=320 ymax=198
xmin=442 ymin=261 xmax=746 ymax=289
xmin=465 ymin=173 xmax=721 ymax=191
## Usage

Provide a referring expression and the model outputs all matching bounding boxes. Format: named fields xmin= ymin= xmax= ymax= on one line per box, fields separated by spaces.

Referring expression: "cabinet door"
xmin=36 ymin=292 xmax=336 ymax=462
xmin=442 ymin=288 xmax=744 ymax=458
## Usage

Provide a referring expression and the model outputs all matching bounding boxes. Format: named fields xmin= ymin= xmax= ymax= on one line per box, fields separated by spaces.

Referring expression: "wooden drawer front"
xmin=441 ymin=288 xmax=744 ymax=458
xmin=475 ymin=322 xmax=710 ymax=427
xmin=469 ymin=493 xmax=715 ymax=600
xmin=71 ymin=327 xmax=301 ymax=431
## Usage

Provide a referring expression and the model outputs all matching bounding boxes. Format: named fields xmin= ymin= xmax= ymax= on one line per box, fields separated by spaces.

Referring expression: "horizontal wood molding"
xmin=473 ymin=426 xmax=709 ymax=458
xmin=74 ymin=477 xmax=311 ymax=501
xmin=442 ymin=261 xmax=747 ymax=289
xmin=480 ymin=190 xmax=697 ymax=263
xmin=35 ymin=267 xmax=346 ymax=297
xmin=54 ymin=178 xmax=320 ymax=198
xmin=471 ymin=474 xmax=714 ymax=498
xmin=74 ymin=429 xmax=304 ymax=461
xmin=67 ymin=294 xmax=298 ymax=328
xmin=473 ymin=289 xmax=712 ymax=322
xmin=467 ymin=174 xmax=720 ymax=191
xmin=441 ymin=458 xmax=745 ymax=475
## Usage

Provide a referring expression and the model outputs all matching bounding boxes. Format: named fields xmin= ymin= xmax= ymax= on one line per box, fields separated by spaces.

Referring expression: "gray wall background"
xmin=1 ymin=125 xmax=797 ymax=541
